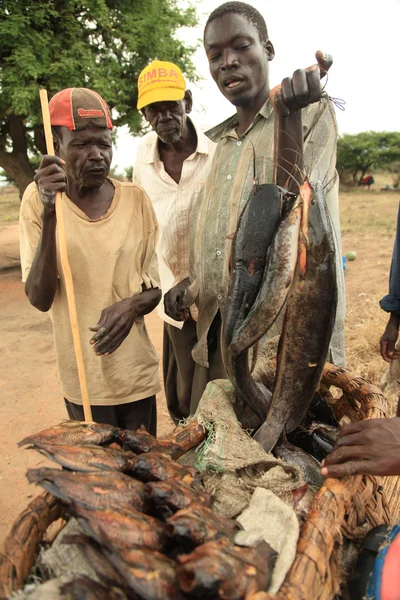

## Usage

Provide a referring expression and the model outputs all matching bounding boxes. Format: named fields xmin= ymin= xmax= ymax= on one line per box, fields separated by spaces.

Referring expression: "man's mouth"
xmin=223 ymin=77 xmax=244 ymax=90
xmin=86 ymin=167 xmax=106 ymax=175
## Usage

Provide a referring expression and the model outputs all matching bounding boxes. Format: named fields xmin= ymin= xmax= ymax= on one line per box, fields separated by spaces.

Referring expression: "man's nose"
xmin=88 ymin=146 xmax=103 ymax=160
xmin=159 ymin=110 xmax=172 ymax=121
xmin=221 ymin=49 xmax=239 ymax=70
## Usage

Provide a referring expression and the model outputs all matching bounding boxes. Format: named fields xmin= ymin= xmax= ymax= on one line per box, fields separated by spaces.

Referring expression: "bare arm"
xmin=25 ymin=155 xmax=66 ymax=312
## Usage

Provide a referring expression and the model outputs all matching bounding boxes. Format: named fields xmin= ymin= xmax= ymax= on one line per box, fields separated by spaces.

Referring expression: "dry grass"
xmin=0 ymin=186 xmax=20 ymax=223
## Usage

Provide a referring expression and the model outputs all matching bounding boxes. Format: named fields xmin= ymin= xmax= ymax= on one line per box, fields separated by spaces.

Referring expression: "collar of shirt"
xmin=206 ymin=98 xmax=274 ymax=143
xmin=143 ymin=117 xmax=211 ymax=165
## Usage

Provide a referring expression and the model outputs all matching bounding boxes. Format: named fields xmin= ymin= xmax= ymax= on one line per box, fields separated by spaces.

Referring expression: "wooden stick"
xmin=39 ymin=89 xmax=92 ymax=422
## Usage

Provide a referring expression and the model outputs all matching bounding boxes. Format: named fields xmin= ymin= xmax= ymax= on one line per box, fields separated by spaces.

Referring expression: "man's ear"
xmin=265 ymin=40 xmax=275 ymax=62
xmin=184 ymin=90 xmax=193 ymax=114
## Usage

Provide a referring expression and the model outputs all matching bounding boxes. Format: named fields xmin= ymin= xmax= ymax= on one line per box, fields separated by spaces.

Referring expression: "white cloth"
xmin=133 ymin=118 xmax=216 ymax=328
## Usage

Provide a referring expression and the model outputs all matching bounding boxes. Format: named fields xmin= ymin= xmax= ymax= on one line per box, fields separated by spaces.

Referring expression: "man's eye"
xmin=210 ymin=54 xmax=221 ymax=63
xmin=236 ymin=44 xmax=250 ymax=51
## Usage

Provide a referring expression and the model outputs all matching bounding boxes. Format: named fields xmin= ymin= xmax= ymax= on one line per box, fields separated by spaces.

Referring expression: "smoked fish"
xmin=31 ymin=443 xmax=135 ymax=473
xmin=145 ymin=479 xmax=212 ymax=520
xmin=18 ymin=421 xmax=120 ymax=448
xmin=128 ymin=452 xmax=198 ymax=484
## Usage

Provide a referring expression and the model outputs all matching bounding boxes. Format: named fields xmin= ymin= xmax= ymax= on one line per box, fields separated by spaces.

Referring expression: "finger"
xmin=392 ymin=349 xmax=400 ymax=360
xmin=315 ymin=50 xmax=333 ymax=77
xmin=291 ymin=69 xmax=309 ymax=108
xmin=94 ymin=325 xmax=127 ymax=353
xmin=95 ymin=331 xmax=127 ymax=356
xmin=323 ymin=444 xmax=365 ymax=466
xmin=101 ymin=332 xmax=129 ymax=356
xmin=387 ymin=339 xmax=396 ymax=358
xmin=38 ymin=155 xmax=66 ymax=169
xmin=272 ymin=88 xmax=290 ymax=117
xmin=90 ymin=326 xmax=108 ymax=344
xmin=280 ymin=76 xmax=295 ymax=111
xmin=380 ymin=340 xmax=391 ymax=362
xmin=337 ymin=420 xmax=364 ymax=438
xmin=306 ymin=68 xmax=321 ymax=104
xmin=322 ymin=460 xmax=371 ymax=478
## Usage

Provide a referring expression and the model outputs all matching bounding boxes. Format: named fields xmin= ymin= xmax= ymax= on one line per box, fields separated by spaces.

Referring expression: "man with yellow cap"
xmin=19 ymin=87 xmax=161 ymax=432
xmin=133 ymin=61 xmax=217 ymax=423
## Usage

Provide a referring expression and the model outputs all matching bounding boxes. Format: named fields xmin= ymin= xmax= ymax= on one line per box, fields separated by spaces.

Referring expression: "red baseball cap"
xmin=49 ymin=88 xmax=113 ymax=131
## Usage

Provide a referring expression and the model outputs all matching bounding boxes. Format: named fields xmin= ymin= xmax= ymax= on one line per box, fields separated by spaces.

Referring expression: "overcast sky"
xmin=113 ymin=0 xmax=400 ymax=173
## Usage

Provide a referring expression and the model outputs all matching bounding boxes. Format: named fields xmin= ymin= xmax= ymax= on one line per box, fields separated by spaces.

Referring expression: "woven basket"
xmin=0 ymin=363 xmax=396 ymax=600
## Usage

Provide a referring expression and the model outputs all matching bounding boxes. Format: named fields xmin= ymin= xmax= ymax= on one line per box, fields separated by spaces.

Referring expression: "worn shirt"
xmin=380 ymin=203 xmax=400 ymax=316
xmin=189 ymin=96 xmax=346 ymax=368
xmin=19 ymin=179 xmax=161 ymax=406
xmin=133 ymin=118 xmax=216 ymax=328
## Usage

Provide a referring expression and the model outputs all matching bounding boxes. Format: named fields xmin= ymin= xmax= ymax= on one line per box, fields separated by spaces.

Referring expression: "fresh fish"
xmin=273 ymin=441 xmax=324 ymax=487
xmin=306 ymin=392 xmax=339 ymax=427
xmin=121 ymin=421 xmax=205 ymax=460
xmin=222 ymin=183 xmax=284 ymax=421
xmin=231 ymin=193 xmax=301 ymax=356
xmin=61 ymin=575 xmax=127 ymax=600
xmin=128 ymin=452 xmax=198 ymax=484
xmin=18 ymin=421 xmax=121 ymax=448
xmin=27 ymin=468 xmax=146 ymax=511
xmin=254 ymin=181 xmax=337 ymax=451
xmin=176 ymin=538 xmax=276 ymax=599
xmin=145 ymin=480 xmax=212 ymax=520
xmin=105 ymin=546 xmax=179 ymax=600
xmin=63 ymin=534 xmax=127 ymax=588
xmin=288 ymin=422 xmax=339 ymax=461
xmin=31 ymin=443 xmax=135 ymax=473
xmin=166 ymin=503 xmax=241 ymax=548
xmin=70 ymin=504 xmax=166 ymax=551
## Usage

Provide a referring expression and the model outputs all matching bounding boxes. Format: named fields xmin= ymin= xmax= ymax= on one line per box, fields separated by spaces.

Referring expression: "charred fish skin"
xmin=18 ymin=421 xmax=121 ymax=448
xmin=231 ymin=193 xmax=300 ymax=356
xmin=105 ymin=546 xmax=179 ymax=600
xmin=27 ymin=468 xmax=146 ymax=512
xmin=176 ymin=538 xmax=276 ymax=599
xmin=273 ymin=441 xmax=324 ymax=487
xmin=70 ymin=504 xmax=167 ymax=552
xmin=254 ymin=181 xmax=338 ymax=452
xmin=127 ymin=452 xmax=198 ymax=484
xmin=61 ymin=575 xmax=127 ymax=600
xmin=145 ymin=480 xmax=212 ymax=520
xmin=31 ymin=443 xmax=135 ymax=473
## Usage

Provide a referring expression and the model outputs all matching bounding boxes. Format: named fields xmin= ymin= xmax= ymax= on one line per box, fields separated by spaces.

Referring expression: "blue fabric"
xmin=380 ymin=203 xmax=400 ymax=317
xmin=366 ymin=524 xmax=400 ymax=600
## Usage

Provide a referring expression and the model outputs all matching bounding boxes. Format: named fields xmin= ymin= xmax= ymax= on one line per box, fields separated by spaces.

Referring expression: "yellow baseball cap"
xmin=137 ymin=60 xmax=186 ymax=110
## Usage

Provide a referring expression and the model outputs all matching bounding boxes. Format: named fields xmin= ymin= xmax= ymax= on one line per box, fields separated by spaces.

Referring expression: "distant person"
xmin=359 ymin=174 xmax=374 ymax=189
xmin=19 ymin=88 xmax=161 ymax=433
xmin=164 ymin=1 xmax=346 ymax=413
xmin=133 ymin=61 xmax=216 ymax=422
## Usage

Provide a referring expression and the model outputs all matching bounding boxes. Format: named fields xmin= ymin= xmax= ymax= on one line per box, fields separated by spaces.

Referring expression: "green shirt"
xmin=189 ymin=96 xmax=345 ymax=368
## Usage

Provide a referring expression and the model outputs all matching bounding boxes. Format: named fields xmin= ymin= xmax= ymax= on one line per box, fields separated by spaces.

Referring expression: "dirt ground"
xmin=0 ymin=184 xmax=399 ymax=548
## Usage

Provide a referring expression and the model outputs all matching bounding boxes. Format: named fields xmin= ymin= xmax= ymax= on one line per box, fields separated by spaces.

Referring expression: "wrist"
xmin=41 ymin=207 xmax=57 ymax=221
xmin=389 ymin=313 xmax=400 ymax=327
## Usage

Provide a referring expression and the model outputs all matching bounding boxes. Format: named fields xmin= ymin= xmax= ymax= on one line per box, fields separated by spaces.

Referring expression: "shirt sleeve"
xmin=380 ymin=204 xmax=400 ymax=316
xmin=19 ymin=183 xmax=42 ymax=283
xmin=139 ymin=188 xmax=161 ymax=290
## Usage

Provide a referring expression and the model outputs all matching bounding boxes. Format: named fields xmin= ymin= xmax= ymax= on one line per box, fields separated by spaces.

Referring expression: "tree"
xmin=0 ymin=0 xmax=198 ymax=196
xmin=337 ymin=131 xmax=400 ymax=185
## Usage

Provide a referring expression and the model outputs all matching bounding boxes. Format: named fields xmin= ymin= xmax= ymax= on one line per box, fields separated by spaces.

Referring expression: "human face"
xmin=204 ymin=13 xmax=274 ymax=109
xmin=56 ymin=126 xmax=112 ymax=188
xmin=143 ymin=99 xmax=188 ymax=144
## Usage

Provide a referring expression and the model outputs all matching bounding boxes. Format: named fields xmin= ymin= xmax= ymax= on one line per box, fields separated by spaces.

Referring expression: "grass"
xmin=0 ymin=186 xmax=20 ymax=223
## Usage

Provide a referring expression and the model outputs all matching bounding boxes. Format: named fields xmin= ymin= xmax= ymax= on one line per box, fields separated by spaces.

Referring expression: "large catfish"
xmin=222 ymin=183 xmax=283 ymax=421
xmin=254 ymin=181 xmax=337 ymax=452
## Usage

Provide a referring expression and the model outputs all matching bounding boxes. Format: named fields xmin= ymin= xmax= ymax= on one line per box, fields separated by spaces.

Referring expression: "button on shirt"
xmin=133 ymin=118 xmax=216 ymax=328
xmin=189 ymin=96 xmax=346 ymax=369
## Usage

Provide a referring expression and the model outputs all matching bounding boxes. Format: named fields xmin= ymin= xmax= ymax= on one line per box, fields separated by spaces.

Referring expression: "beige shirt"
xmin=133 ymin=118 xmax=216 ymax=328
xmin=19 ymin=179 xmax=161 ymax=406
xmin=189 ymin=96 xmax=346 ymax=368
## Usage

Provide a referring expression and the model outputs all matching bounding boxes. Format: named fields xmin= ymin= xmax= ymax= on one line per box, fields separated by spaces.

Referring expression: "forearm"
xmin=25 ymin=211 xmax=58 ymax=312
xmin=132 ymin=287 xmax=162 ymax=318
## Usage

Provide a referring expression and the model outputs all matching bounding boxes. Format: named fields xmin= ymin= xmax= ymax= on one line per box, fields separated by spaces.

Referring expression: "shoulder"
xmin=20 ymin=182 xmax=41 ymax=220
xmin=136 ymin=130 xmax=158 ymax=153
xmin=205 ymin=114 xmax=237 ymax=143
xmin=113 ymin=180 xmax=157 ymax=230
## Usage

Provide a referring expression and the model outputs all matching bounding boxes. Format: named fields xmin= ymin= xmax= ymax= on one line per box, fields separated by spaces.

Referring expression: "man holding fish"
xmin=165 ymin=1 xmax=346 ymax=417
xmin=19 ymin=88 xmax=161 ymax=433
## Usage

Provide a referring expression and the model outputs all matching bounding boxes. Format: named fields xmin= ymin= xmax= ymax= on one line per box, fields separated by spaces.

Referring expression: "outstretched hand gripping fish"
xmin=222 ymin=51 xmax=335 ymax=431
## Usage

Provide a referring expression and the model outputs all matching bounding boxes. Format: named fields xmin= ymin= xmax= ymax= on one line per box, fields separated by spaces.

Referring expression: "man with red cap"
xmin=19 ymin=88 xmax=161 ymax=433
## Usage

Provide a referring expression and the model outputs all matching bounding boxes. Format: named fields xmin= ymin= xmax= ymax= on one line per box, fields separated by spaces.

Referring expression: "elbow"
xmin=24 ymin=282 xmax=53 ymax=312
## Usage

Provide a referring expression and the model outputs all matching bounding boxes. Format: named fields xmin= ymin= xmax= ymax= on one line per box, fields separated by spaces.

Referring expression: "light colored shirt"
xmin=19 ymin=179 xmax=161 ymax=406
xmin=189 ymin=96 xmax=346 ymax=368
xmin=133 ymin=118 xmax=216 ymax=328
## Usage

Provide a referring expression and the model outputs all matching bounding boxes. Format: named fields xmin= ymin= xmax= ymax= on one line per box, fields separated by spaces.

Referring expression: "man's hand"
xmin=272 ymin=51 xmax=333 ymax=117
xmin=321 ymin=418 xmax=400 ymax=478
xmin=34 ymin=155 xmax=67 ymax=213
xmin=164 ymin=277 xmax=190 ymax=322
xmin=380 ymin=313 xmax=400 ymax=363
xmin=89 ymin=297 xmax=138 ymax=356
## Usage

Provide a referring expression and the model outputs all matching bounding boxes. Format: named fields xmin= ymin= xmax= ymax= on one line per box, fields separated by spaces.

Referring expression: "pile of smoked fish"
xmin=20 ymin=420 xmax=278 ymax=599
